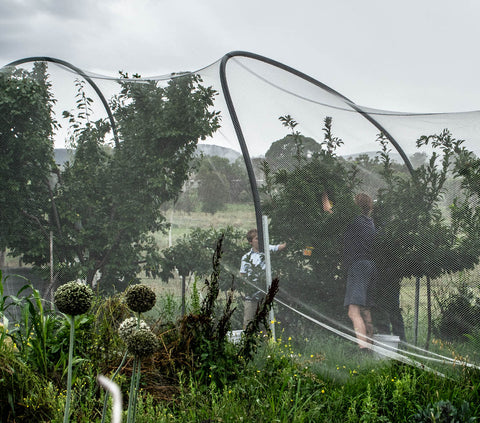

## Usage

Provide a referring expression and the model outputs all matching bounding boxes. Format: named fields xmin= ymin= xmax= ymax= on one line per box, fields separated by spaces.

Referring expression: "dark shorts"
xmin=344 ymin=260 xmax=376 ymax=307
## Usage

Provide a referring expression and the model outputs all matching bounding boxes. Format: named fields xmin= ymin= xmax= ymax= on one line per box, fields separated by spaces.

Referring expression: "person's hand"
xmin=278 ymin=242 xmax=286 ymax=251
xmin=322 ymin=191 xmax=333 ymax=214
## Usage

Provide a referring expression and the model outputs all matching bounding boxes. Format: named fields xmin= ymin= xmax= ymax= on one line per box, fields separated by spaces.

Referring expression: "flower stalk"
xmin=62 ymin=314 xmax=75 ymax=423
xmin=54 ymin=281 xmax=93 ymax=423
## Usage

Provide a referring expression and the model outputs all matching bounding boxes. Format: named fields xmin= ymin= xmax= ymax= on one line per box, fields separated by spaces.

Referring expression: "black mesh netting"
xmin=2 ymin=52 xmax=480 ymax=376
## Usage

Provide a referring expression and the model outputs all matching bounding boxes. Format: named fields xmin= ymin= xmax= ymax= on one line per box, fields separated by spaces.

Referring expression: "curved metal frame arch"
xmin=5 ymin=56 xmax=120 ymax=147
xmin=220 ymin=50 xmax=414 ymax=248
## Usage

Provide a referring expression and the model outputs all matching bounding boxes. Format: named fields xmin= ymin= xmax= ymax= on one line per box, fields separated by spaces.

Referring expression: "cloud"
xmin=1 ymin=0 xmax=480 ymax=111
xmin=0 ymin=0 xmax=109 ymax=67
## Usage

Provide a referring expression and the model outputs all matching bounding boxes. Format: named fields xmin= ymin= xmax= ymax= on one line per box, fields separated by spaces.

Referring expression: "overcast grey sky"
xmin=1 ymin=0 xmax=479 ymax=113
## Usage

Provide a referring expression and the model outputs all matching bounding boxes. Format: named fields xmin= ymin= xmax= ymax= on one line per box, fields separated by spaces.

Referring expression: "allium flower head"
xmin=118 ymin=317 xmax=150 ymax=342
xmin=126 ymin=329 xmax=158 ymax=358
xmin=54 ymin=281 xmax=93 ymax=316
xmin=124 ymin=284 xmax=156 ymax=313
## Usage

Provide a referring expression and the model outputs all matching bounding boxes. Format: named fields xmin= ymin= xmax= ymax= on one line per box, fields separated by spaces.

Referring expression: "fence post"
xmin=414 ymin=276 xmax=420 ymax=345
xmin=262 ymin=215 xmax=275 ymax=340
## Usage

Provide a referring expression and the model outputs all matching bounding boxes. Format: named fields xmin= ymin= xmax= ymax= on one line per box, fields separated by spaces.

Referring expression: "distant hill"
xmin=55 ymin=144 xmax=242 ymax=166
xmin=57 ymin=146 xmax=427 ymax=168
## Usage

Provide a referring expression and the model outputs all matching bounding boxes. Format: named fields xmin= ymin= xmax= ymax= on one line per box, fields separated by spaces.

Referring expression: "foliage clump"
xmin=2 ymin=67 xmax=221 ymax=290
xmin=158 ymin=226 xmax=246 ymax=289
xmin=374 ymin=130 xmax=480 ymax=283
xmin=434 ymin=283 xmax=480 ymax=341
xmin=413 ymin=399 xmax=476 ymax=422
xmin=261 ymin=115 xmax=359 ymax=324
xmin=157 ymin=234 xmax=279 ymax=388
xmin=0 ymin=63 xmax=56 ymax=259
xmin=373 ymin=130 xmax=480 ymax=345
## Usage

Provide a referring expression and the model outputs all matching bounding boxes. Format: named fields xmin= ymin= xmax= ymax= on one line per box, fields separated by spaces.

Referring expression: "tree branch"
xmin=20 ymin=209 xmax=50 ymax=239
xmin=45 ymin=176 xmax=62 ymax=236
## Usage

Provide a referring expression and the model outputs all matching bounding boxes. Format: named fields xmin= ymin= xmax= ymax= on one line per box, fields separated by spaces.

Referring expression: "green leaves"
xmin=158 ymin=226 xmax=245 ymax=285
xmin=321 ymin=116 xmax=344 ymax=154
xmin=375 ymin=128 xmax=480 ymax=281
xmin=262 ymin=116 xmax=359 ymax=317
xmin=3 ymin=69 xmax=220 ymax=288
xmin=0 ymin=63 xmax=56 ymax=253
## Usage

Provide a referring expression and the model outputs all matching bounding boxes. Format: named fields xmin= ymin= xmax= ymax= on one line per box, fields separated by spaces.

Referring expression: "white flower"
xmin=118 ymin=317 xmax=150 ymax=342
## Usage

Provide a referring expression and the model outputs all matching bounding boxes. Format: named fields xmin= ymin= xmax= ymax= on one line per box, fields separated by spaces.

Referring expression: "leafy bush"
xmin=261 ymin=116 xmax=359 ymax=321
xmin=435 ymin=283 xmax=480 ymax=341
xmin=158 ymin=226 xmax=246 ymax=290
xmin=5 ymin=280 xmax=64 ymax=379
xmin=413 ymin=399 xmax=476 ymax=422
xmin=0 ymin=349 xmax=59 ymax=422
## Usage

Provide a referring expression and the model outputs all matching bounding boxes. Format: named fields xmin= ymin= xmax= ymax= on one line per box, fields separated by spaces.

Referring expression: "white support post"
xmin=262 ymin=215 xmax=275 ymax=340
xmin=168 ymin=209 xmax=173 ymax=247
xmin=414 ymin=276 xmax=420 ymax=346
xmin=50 ymin=231 xmax=53 ymax=286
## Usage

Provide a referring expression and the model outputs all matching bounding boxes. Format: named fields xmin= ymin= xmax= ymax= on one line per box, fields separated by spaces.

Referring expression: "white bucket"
xmin=372 ymin=334 xmax=400 ymax=359
xmin=227 ymin=330 xmax=243 ymax=344
xmin=243 ymin=299 xmax=258 ymax=329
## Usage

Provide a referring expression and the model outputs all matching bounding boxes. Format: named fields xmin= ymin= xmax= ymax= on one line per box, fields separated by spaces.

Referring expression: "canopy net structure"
xmin=2 ymin=52 xmax=480 ymax=378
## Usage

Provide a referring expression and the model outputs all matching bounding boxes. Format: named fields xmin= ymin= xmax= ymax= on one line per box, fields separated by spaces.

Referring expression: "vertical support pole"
xmin=425 ymin=276 xmax=431 ymax=350
xmin=262 ymin=215 xmax=275 ymax=339
xmin=168 ymin=209 xmax=173 ymax=247
xmin=414 ymin=276 xmax=420 ymax=346
xmin=50 ymin=230 xmax=54 ymax=299
xmin=181 ymin=275 xmax=186 ymax=316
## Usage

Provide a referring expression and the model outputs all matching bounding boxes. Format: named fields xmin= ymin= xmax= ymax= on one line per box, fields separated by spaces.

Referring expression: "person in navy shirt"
xmin=343 ymin=193 xmax=376 ymax=351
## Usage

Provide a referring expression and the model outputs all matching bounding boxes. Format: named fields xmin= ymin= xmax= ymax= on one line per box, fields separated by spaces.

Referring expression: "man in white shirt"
xmin=240 ymin=228 xmax=286 ymax=280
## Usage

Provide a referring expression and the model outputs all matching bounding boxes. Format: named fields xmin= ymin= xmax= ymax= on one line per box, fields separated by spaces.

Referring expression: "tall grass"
xmin=119 ymin=337 xmax=480 ymax=422
xmin=1 ymin=271 xmax=479 ymax=421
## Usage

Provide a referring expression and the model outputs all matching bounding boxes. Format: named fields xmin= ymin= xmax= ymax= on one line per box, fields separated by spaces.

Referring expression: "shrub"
xmin=413 ymin=399 xmax=476 ymax=422
xmin=0 ymin=348 xmax=58 ymax=422
xmin=435 ymin=283 xmax=480 ymax=341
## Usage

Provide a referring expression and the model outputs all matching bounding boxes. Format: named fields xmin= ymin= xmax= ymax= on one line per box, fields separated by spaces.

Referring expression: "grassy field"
xmin=154 ymin=203 xmax=257 ymax=250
